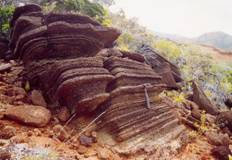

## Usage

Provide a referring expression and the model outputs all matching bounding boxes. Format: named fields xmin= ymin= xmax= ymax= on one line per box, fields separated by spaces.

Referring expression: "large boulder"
xmin=192 ymin=81 xmax=219 ymax=115
xmin=4 ymin=105 xmax=51 ymax=127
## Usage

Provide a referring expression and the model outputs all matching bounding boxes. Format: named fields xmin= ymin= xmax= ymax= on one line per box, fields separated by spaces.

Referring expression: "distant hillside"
xmin=155 ymin=31 xmax=232 ymax=52
xmin=195 ymin=32 xmax=232 ymax=51
xmin=155 ymin=32 xmax=193 ymax=43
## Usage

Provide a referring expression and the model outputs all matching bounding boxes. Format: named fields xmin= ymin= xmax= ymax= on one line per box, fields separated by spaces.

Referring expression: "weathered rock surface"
xmin=206 ymin=131 xmax=230 ymax=146
xmin=0 ymin=38 xmax=9 ymax=58
xmin=225 ymin=95 xmax=232 ymax=109
xmin=104 ymin=56 xmax=163 ymax=90
xmin=4 ymin=105 xmax=51 ymax=127
xmin=138 ymin=45 xmax=182 ymax=85
xmin=10 ymin=10 xmax=120 ymax=62
xmin=211 ymin=145 xmax=232 ymax=160
xmin=192 ymin=81 xmax=219 ymax=115
xmin=216 ymin=111 xmax=232 ymax=132
xmin=0 ymin=126 xmax=16 ymax=139
xmin=10 ymin=4 xmax=42 ymax=27
xmin=23 ymin=57 xmax=114 ymax=112
xmin=98 ymin=84 xmax=187 ymax=154
xmin=0 ymin=150 xmax=11 ymax=160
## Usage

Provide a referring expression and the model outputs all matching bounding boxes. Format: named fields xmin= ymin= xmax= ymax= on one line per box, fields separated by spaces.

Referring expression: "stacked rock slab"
xmin=9 ymin=4 xmax=120 ymax=64
xmin=23 ymin=57 xmax=114 ymax=113
xmin=10 ymin=4 xmax=120 ymax=113
xmin=104 ymin=56 xmax=163 ymax=90
xmin=97 ymin=52 xmax=187 ymax=154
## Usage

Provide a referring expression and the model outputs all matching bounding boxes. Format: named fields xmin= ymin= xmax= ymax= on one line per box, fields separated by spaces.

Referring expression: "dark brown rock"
xmin=0 ymin=126 xmax=16 ymax=139
xmin=192 ymin=81 xmax=219 ymax=115
xmin=104 ymin=57 xmax=163 ymax=90
xmin=225 ymin=95 xmax=232 ymax=109
xmin=23 ymin=57 xmax=114 ymax=113
xmin=4 ymin=105 xmax=51 ymax=127
xmin=0 ymin=38 xmax=8 ymax=58
xmin=216 ymin=111 xmax=232 ymax=132
xmin=13 ymin=21 xmax=120 ymax=62
xmin=211 ymin=146 xmax=232 ymax=160
xmin=121 ymin=51 xmax=145 ymax=63
xmin=206 ymin=131 xmax=230 ymax=146
xmin=10 ymin=4 xmax=42 ymax=27
xmin=0 ymin=150 xmax=11 ymax=160
xmin=45 ymin=12 xmax=101 ymax=26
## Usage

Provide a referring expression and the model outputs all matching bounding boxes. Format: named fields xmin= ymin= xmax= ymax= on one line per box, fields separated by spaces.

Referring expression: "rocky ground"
xmin=0 ymin=60 xmax=229 ymax=160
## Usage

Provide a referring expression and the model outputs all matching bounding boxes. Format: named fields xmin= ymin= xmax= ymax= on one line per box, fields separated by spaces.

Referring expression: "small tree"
xmin=0 ymin=2 xmax=15 ymax=38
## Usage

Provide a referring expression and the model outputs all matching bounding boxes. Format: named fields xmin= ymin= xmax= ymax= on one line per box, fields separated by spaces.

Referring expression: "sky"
xmin=110 ymin=0 xmax=232 ymax=38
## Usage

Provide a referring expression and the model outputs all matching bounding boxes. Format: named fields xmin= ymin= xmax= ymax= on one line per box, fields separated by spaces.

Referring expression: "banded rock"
xmin=10 ymin=10 xmax=120 ymax=62
xmin=138 ymin=45 xmax=182 ymax=87
xmin=98 ymin=84 xmax=187 ymax=154
xmin=23 ymin=57 xmax=114 ymax=113
xmin=104 ymin=56 xmax=163 ymax=90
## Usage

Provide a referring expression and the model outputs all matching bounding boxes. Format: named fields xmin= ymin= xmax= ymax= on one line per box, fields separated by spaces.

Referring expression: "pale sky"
xmin=110 ymin=0 xmax=232 ymax=37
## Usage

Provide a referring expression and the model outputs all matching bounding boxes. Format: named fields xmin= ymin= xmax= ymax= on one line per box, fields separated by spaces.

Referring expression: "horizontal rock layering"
xmin=11 ymin=4 xmax=187 ymax=151
xmin=9 ymin=4 xmax=120 ymax=63
xmin=23 ymin=57 xmax=114 ymax=113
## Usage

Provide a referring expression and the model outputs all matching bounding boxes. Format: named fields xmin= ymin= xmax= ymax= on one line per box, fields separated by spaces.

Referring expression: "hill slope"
xmin=195 ymin=31 xmax=232 ymax=51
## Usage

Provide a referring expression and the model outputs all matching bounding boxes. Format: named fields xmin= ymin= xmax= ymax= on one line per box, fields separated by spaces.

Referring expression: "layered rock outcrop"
xmin=138 ymin=44 xmax=182 ymax=88
xmin=23 ymin=57 xmax=114 ymax=113
xmin=9 ymin=4 xmax=120 ymax=63
xmin=7 ymin=4 xmax=224 ymax=158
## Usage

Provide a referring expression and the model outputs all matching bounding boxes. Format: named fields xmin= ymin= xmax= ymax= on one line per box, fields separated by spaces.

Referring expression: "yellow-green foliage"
xmin=153 ymin=39 xmax=181 ymax=60
xmin=161 ymin=90 xmax=186 ymax=104
xmin=0 ymin=4 xmax=15 ymax=35
xmin=229 ymin=154 xmax=232 ymax=160
xmin=194 ymin=110 xmax=208 ymax=134
xmin=116 ymin=33 xmax=134 ymax=51
xmin=24 ymin=81 xmax=30 ymax=92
